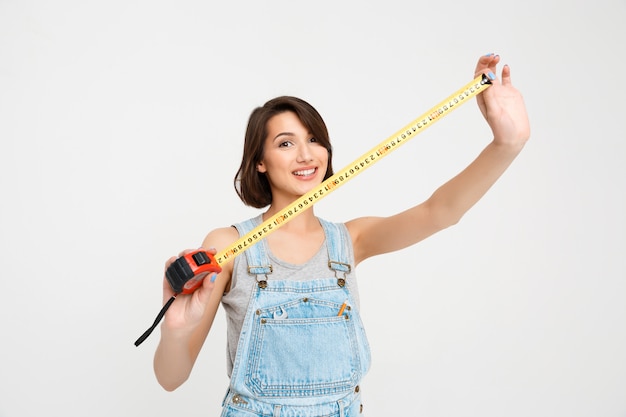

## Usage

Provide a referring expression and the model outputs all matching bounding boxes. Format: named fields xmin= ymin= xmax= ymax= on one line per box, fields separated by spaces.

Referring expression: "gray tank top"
xmin=220 ymin=215 xmax=361 ymax=377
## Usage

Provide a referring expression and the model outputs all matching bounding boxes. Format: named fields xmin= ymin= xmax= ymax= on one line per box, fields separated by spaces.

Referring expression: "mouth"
xmin=292 ymin=168 xmax=317 ymax=178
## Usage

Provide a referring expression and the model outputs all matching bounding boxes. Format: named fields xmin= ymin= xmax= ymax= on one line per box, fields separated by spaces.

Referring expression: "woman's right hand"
xmin=160 ymin=248 xmax=218 ymax=332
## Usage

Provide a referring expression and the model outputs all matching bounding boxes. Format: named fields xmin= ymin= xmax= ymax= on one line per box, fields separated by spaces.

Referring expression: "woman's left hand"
xmin=475 ymin=54 xmax=530 ymax=150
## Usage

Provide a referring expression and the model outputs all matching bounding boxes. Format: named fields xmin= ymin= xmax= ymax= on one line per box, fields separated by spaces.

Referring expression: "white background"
xmin=1 ymin=1 xmax=625 ymax=416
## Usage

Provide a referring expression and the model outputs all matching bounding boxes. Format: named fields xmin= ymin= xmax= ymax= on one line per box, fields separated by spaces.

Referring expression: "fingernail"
xmin=488 ymin=71 xmax=496 ymax=80
xmin=485 ymin=52 xmax=494 ymax=56
xmin=210 ymin=273 xmax=217 ymax=283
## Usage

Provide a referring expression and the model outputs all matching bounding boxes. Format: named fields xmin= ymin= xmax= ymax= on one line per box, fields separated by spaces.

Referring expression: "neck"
xmin=262 ymin=204 xmax=318 ymax=232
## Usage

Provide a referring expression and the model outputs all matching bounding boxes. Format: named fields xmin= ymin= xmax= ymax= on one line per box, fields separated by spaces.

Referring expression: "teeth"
xmin=293 ymin=168 xmax=315 ymax=176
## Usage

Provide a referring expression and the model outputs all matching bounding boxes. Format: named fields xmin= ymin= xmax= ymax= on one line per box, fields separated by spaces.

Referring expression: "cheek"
xmin=315 ymin=147 xmax=329 ymax=164
xmin=320 ymin=149 xmax=330 ymax=172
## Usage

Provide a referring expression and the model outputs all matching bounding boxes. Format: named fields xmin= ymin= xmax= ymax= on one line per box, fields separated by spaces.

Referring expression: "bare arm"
xmin=153 ymin=226 xmax=238 ymax=391
xmin=348 ymin=54 xmax=530 ymax=264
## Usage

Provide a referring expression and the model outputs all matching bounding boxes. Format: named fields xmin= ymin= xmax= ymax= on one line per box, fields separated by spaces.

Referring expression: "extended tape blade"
xmin=215 ymin=74 xmax=492 ymax=265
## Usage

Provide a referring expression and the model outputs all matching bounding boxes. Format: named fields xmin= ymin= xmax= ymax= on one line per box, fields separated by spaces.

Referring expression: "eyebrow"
xmin=272 ymin=131 xmax=314 ymax=143
xmin=273 ymin=132 xmax=296 ymax=141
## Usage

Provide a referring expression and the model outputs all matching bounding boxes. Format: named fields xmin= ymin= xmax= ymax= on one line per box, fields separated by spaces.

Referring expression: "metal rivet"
xmin=261 ymin=319 xmax=267 ymax=324
xmin=355 ymin=385 xmax=360 ymax=393
xmin=337 ymin=278 xmax=346 ymax=287
xmin=303 ymin=297 xmax=308 ymax=302
xmin=256 ymin=309 xmax=261 ymax=315
xmin=232 ymin=394 xmax=248 ymax=405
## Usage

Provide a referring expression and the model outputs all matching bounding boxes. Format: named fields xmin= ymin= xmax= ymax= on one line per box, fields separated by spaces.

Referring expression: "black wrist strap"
xmin=134 ymin=295 xmax=177 ymax=347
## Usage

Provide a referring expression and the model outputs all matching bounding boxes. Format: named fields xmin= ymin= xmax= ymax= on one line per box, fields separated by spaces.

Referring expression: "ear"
xmin=257 ymin=162 xmax=267 ymax=173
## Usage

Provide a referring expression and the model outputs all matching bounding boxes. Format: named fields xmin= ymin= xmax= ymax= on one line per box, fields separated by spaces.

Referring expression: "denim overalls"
xmin=220 ymin=218 xmax=371 ymax=417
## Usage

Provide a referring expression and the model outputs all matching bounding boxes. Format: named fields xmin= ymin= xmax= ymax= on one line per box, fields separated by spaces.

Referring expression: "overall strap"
xmin=318 ymin=218 xmax=352 ymax=284
xmin=233 ymin=218 xmax=272 ymax=287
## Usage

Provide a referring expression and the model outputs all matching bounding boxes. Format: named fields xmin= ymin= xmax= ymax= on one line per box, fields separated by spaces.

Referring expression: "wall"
xmin=1 ymin=1 xmax=625 ymax=416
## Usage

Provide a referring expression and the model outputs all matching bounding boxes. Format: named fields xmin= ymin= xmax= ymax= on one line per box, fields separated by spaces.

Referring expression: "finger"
xmin=501 ymin=64 xmax=512 ymax=86
xmin=178 ymin=248 xmax=196 ymax=257
xmin=474 ymin=53 xmax=499 ymax=77
xmin=474 ymin=53 xmax=491 ymax=77
xmin=164 ymin=255 xmax=177 ymax=269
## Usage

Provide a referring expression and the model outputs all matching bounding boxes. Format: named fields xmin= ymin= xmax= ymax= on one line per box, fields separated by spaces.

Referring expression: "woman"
xmin=153 ymin=54 xmax=530 ymax=416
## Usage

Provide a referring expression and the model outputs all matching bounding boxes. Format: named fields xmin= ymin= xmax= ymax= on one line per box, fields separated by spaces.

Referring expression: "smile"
xmin=293 ymin=168 xmax=317 ymax=177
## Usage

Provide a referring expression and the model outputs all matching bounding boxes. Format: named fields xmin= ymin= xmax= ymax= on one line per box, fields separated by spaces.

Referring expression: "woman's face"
xmin=257 ymin=111 xmax=329 ymax=203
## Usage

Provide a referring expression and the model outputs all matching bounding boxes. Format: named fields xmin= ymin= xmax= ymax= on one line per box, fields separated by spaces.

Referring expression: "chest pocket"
xmin=245 ymin=286 xmax=363 ymax=397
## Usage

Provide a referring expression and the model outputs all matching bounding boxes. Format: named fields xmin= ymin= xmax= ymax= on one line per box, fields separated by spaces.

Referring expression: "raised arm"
xmin=348 ymin=54 xmax=530 ymax=264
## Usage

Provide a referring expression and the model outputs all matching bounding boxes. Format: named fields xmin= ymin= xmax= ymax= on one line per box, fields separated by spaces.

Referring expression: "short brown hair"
xmin=234 ymin=96 xmax=334 ymax=208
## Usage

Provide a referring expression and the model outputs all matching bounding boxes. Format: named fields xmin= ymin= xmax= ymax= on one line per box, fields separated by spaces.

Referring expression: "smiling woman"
xmin=234 ymin=96 xmax=335 ymax=209
xmin=2 ymin=0 xmax=626 ymax=416
xmin=151 ymin=54 xmax=530 ymax=417
xmin=257 ymin=111 xmax=330 ymax=204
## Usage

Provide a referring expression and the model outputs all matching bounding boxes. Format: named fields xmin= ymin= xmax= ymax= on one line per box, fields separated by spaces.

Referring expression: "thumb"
xmin=194 ymin=271 xmax=218 ymax=306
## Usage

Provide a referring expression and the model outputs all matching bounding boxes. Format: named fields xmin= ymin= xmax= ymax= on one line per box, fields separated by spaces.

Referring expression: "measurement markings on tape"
xmin=135 ymin=73 xmax=493 ymax=346
xmin=215 ymin=74 xmax=492 ymax=266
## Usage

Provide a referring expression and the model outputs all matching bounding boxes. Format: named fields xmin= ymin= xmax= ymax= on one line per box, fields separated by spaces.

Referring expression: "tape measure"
xmin=135 ymin=73 xmax=492 ymax=346
xmin=214 ymin=73 xmax=492 ymax=266
xmin=166 ymin=250 xmax=222 ymax=294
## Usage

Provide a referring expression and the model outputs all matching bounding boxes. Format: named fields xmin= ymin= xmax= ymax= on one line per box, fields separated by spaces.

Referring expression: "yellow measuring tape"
xmin=134 ymin=73 xmax=493 ymax=347
xmin=215 ymin=74 xmax=492 ymax=266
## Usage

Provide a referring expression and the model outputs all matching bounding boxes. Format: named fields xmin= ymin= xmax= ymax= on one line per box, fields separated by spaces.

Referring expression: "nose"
xmin=296 ymin=143 xmax=314 ymax=162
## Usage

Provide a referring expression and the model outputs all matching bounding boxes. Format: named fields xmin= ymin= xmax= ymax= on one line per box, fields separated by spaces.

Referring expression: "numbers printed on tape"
xmin=215 ymin=74 xmax=492 ymax=266
xmin=135 ymin=73 xmax=493 ymax=347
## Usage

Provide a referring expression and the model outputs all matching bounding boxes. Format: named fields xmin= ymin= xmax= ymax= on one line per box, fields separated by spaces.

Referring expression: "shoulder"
xmin=198 ymin=226 xmax=240 ymax=287
xmin=202 ymin=215 xmax=264 ymax=251
xmin=202 ymin=225 xmax=240 ymax=247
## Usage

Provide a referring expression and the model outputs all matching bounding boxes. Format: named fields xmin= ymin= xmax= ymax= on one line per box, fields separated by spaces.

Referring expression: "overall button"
xmin=232 ymin=394 xmax=248 ymax=405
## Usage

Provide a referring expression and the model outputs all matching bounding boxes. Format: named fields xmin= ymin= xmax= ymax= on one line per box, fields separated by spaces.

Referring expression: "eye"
xmin=278 ymin=140 xmax=293 ymax=148
xmin=309 ymin=137 xmax=318 ymax=143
